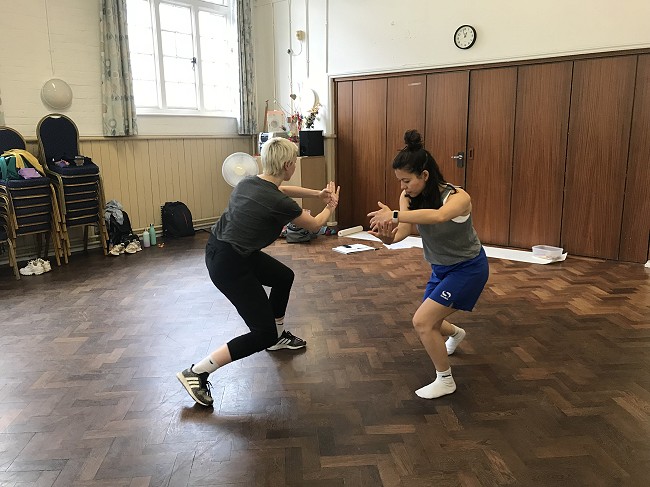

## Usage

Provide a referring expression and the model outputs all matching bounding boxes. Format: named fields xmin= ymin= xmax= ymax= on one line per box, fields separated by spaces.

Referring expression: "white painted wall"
xmin=0 ymin=0 xmax=103 ymax=137
xmin=1 ymin=0 xmax=648 ymax=138
xmin=252 ymin=0 xmax=650 ymax=134
xmin=0 ymin=0 xmax=237 ymax=138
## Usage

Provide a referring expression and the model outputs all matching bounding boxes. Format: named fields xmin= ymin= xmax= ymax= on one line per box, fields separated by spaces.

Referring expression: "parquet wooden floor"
xmin=0 ymin=233 xmax=648 ymax=487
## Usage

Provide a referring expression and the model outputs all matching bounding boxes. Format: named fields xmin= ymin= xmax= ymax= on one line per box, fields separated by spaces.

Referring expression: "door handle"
xmin=451 ymin=152 xmax=465 ymax=168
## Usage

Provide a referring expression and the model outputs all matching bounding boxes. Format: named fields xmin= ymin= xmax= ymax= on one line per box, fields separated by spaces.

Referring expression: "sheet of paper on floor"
xmin=332 ymin=243 xmax=379 ymax=254
xmin=484 ymin=246 xmax=567 ymax=264
xmin=340 ymin=230 xmax=567 ymax=264
xmin=385 ymin=236 xmax=423 ymax=249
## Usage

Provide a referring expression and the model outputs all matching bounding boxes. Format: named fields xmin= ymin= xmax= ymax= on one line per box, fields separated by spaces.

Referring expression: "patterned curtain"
xmin=99 ymin=0 xmax=138 ymax=136
xmin=236 ymin=0 xmax=257 ymax=135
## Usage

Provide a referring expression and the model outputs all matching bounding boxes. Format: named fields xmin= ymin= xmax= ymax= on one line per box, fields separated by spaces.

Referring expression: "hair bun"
xmin=404 ymin=129 xmax=423 ymax=151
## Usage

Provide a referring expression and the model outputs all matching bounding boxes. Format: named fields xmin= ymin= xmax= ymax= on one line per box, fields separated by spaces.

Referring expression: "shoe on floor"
xmin=176 ymin=366 xmax=213 ymax=407
xmin=266 ymin=330 xmax=307 ymax=351
xmin=36 ymin=258 xmax=51 ymax=272
xmin=19 ymin=260 xmax=44 ymax=276
xmin=109 ymin=243 xmax=124 ymax=256
xmin=125 ymin=241 xmax=139 ymax=254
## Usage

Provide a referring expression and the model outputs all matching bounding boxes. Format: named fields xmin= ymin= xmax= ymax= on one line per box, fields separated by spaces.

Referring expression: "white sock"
xmin=192 ymin=356 xmax=220 ymax=375
xmin=415 ymin=368 xmax=456 ymax=399
xmin=275 ymin=317 xmax=285 ymax=337
xmin=445 ymin=325 xmax=466 ymax=355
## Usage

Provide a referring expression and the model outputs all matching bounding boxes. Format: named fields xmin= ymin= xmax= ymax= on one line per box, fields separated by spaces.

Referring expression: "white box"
xmin=532 ymin=245 xmax=563 ymax=260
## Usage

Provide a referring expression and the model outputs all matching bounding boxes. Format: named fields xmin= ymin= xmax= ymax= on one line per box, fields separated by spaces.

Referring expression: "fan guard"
xmin=221 ymin=152 xmax=259 ymax=187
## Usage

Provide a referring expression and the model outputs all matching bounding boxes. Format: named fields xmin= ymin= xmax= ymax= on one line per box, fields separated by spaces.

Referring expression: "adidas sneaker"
xmin=266 ymin=330 xmax=307 ymax=351
xmin=176 ymin=366 xmax=213 ymax=407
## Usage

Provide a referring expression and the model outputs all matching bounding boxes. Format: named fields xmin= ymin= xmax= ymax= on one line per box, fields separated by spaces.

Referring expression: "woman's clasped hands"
xmin=368 ymin=201 xmax=398 ymax=244
xmin=320 ymin=181 xmax=341 ymax=209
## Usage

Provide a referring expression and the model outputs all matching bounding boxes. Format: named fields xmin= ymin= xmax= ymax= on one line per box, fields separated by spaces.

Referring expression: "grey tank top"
xmin=416 ymin=186 xmax=482 ymax=266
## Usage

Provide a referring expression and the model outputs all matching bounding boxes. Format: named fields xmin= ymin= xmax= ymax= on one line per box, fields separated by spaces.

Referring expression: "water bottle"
xmin=149 ymin=224 xmax=156 ymax=245
xmin=143 ymin=229 xmax=150 ymax=248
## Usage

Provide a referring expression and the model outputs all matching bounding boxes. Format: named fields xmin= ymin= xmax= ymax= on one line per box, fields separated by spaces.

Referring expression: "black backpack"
xmin=161 ymin=201 xmax=195 ymax=238
xmin=107 ymin=210 xmax=135 ymax=246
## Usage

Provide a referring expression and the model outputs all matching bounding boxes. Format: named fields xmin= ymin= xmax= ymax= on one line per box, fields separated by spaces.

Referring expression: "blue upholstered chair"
xmin=36 ymin=114 xmax=108 ymax=256
xmin=0 ymin=126 xmax=64 ymax=271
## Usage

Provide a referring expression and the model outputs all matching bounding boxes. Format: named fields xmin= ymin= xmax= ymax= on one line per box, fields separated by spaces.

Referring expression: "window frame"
xmin=127 ymin=0 xmax=239 ymax=118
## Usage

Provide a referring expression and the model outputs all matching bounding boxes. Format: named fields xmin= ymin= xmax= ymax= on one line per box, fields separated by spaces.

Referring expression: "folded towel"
xmin=18 ymin=167 xmax=42 ymax=179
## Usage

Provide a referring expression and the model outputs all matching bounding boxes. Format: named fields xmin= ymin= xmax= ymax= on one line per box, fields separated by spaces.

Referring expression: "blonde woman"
xmin=177 ymin=138 xmax=339 ymax=407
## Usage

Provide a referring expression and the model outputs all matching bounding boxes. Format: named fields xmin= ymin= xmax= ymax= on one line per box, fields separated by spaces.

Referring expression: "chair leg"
xmin=98 ymin=220 xmax=108 ymax=256
xmin=44 ymin=232 xmax=50 ymax=259
xmin=35 ymin=234 xmax=43 ymax=257
xmin=49 ymin=228 xmax=61 ymax=267
xmin=83 ymin=225 xmax=89 ymax=251
xmin=7 ymin=239 xmax=19 ymax=280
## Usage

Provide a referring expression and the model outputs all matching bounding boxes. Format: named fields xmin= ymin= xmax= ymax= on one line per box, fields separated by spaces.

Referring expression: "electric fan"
xmin=221 ymin=152 xmax=259 ymax=187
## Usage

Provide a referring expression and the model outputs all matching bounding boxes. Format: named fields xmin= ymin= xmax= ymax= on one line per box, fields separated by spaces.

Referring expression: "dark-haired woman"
xmin=368 ymin=129 xmax=488 ymax=399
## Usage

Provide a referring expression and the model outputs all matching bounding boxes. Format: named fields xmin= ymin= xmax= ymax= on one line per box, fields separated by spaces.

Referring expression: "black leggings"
xmin=205 ymin=235 xmax=294 ymax=361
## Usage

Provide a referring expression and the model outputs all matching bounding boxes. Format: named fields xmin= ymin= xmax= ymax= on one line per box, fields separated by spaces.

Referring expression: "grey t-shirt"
xmin=212 ymin=176 xmax=302 ymax=256
xmin=416 ymin=186 xmax=482 ymax=266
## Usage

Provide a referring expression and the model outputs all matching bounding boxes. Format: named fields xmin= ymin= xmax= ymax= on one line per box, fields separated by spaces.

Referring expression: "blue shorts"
xmin=423 ymin=247 xmax=489 ymax=311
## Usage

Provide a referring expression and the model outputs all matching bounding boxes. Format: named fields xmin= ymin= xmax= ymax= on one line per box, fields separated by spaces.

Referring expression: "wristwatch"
xmin=392 ymin=210 xmax=399 ymax=224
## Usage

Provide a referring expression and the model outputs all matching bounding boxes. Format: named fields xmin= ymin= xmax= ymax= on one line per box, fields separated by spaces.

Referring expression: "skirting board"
xmin=0 ymin=218 xmax=217 ymax=267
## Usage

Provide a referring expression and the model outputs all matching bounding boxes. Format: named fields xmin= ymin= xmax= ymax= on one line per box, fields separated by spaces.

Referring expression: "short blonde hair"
xmin=260 ymin=137 xmax=297 ymax=176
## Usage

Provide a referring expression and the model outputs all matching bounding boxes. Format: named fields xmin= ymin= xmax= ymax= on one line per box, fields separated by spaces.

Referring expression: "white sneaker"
xmin=19 ymin=260 xmax=45 ymax=276
xmin=36 ymin=258 xmax=51 ymax=272
xmin=109 ymin=243 xmax=125 ymax=256
xmin=125 ymin=241 xmax=139 ymax=254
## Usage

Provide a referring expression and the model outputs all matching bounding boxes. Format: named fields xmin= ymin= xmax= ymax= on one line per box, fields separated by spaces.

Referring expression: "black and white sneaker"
xmin=176 ymin=366 xmax=213 ymax=407
xmin=266 ymin=331 xmax=307 ymax=351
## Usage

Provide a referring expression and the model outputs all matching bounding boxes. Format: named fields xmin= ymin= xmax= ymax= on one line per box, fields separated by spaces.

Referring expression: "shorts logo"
xmin=441 ymin=290 xmax=452 ymax=300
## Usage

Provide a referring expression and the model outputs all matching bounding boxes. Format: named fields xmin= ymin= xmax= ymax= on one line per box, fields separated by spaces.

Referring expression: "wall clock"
xmin=454 ymin=25 xmax=476 ymax=49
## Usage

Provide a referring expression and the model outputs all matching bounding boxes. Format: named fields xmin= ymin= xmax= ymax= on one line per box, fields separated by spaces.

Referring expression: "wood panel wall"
xmin=562 ymin=56 xmax=637 ymax=260
xmin=26 ymin=136 xmax=253 ymax=232
xmin=510 ymin=62 xmax=572 ymax=248
xmin=333 ymin=49 xmax=650 ymax=263
xmin=425 ymin=71 xmax=469 ymax=188
xmin=351 ymin=79 xmax=387 ymax=230
xmin=620 ymin=54 xmax=650 ymax=263
xmin=385 ymin=75 xmax=426 ymax=210
xmin=466 ymin=67 xmax=517 ymax=246
xmin=334 ymin=82 xmax=354 ymax=230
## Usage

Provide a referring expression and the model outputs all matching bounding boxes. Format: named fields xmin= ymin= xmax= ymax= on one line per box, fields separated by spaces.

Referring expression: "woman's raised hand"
xmin=321 ymin=181 xmax=340 ymax=209
xmin=367 ymin=201 xmax=392 ymax=227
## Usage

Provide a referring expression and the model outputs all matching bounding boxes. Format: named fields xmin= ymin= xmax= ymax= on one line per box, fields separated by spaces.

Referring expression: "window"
xmin=126 ymin=0 xmax=239 ymax=116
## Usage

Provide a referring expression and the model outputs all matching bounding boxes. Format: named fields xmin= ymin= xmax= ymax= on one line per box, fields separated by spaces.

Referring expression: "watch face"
xmin=454 ymin=25 xmax=476 ymax=49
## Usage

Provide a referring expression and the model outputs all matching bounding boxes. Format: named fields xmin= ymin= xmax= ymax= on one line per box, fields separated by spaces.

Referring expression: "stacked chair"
xmin=0 ymin=126 xmax=64 ymax=279
xmin=0 ymin=206 xmax=19 ymax=279
xmin=36 ymin=114 xmax=108 ymax=256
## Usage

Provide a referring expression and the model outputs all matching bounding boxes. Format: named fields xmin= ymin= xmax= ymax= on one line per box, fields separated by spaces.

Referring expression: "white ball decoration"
xmin=41 ymin=78 xmax=73 ymax=109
